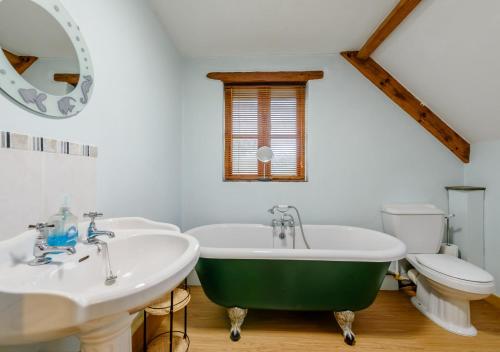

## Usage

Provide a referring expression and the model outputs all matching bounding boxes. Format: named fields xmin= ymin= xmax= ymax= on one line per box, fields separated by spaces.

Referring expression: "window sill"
xmin=223 ymin=178 xmax=308 ymax=183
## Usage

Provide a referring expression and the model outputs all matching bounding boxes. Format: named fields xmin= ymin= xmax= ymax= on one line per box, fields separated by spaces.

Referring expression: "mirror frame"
xmin=0 ymin=0 xmax=94 ymax=119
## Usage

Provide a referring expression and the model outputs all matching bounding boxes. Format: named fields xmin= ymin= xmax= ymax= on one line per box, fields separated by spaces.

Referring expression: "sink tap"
xmin=84 ymin=212 xmax=115 ymax=243
xmin=83 ymin=212 xmax=117 ymax=285
xmin=29 ymin=223 xmax=76 ymax=266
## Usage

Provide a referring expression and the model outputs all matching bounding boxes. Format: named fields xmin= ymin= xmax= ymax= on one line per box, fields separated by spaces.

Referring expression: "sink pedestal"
xmin=79 ymin=313 xmax=134 ymax=352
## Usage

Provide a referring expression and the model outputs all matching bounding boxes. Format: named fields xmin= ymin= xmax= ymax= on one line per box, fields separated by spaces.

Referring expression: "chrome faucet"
xmin=29 ymin=223 xmax=76 ymax=266
xmin=84 ymin=212 xmax=115 ymax=243
xmin=83 ymin=212 xmax=117 ymax=285
xmin=268 ymin=205 xmax=311 ymax=249
xmin=271 ymin=214 xmax=295 ymax=239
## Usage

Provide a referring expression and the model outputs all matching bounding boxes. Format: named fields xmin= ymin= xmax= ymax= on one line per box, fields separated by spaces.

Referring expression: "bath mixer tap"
xmin=268 ymin=205 xmax=311 ymax=249
xmin=29 ymin=223 xmax=76 ymax=266
xmin=84 ymin=212 xmax=115 ymax=243
xmin=272 ymin=215 xmax=295 ymax=238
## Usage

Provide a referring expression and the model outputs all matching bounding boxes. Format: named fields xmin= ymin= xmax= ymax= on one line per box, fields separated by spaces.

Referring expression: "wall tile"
xmin=42 ymin=153 xmax=96 ymax=221
xmin=0 ymin=149 xmax=44 ymax=241
xmin=0 ymin=138 xmax=97 ymax=241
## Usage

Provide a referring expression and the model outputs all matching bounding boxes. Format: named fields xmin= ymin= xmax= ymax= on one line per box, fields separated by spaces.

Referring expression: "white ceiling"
xmin=149 ymin=0 xmax=398 ymax=57
xmin=150 ymin=0 xmax=500 ymax=143
xmin=373 ymin=0 xmax=500 ymax=143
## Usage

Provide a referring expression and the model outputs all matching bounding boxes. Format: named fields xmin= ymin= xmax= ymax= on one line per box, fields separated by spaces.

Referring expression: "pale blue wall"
xmin=0 ymin=0 xmax=183 ymax=225
xmin=180 ymin=55 xmax=464 ymax=232
xmin=0 ymin=1 xmax=183 ymax=350
xmin=465 ymin=140 xmax=500 ymax=295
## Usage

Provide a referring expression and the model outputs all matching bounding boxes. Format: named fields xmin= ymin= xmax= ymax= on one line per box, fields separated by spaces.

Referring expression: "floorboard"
xmin=149 ymin=286 xmax=500 ymax=352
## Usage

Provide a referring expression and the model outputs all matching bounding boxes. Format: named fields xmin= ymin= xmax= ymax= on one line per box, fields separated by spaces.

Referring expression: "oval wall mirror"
xmin=0 ymin=0 xmax=93 ymax=118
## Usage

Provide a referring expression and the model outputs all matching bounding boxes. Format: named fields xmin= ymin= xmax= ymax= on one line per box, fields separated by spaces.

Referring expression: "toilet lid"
xmin=416 ymin=254 xmax=494 ymax=283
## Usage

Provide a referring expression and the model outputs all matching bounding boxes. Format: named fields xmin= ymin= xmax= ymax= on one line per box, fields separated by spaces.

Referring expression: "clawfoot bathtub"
xmin=187 ymin=224 xmax=406 ymax=345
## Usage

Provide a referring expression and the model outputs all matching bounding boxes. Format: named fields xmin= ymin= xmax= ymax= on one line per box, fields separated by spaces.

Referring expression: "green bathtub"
xmin=188 ymin=224 xmax=406 ymax=345
xmin=196 ymin=258 xmax=389 ymax=311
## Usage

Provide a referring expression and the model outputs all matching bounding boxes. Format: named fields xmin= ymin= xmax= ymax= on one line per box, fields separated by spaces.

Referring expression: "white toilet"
xmin=382 ymin=204 xmax=495 ymax=336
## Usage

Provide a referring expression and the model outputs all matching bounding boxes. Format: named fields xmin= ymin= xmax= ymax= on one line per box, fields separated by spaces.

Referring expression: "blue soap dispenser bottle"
xmin=47 ymin=195 xmax=79 ymax=247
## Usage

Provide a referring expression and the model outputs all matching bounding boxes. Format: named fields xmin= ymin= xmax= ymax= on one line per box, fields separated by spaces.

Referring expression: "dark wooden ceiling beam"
xmin=207 ymin=71 xmax=324 ymax=84
xmin=2 ymin=49 xmax=38 ymax=75
xmin=357 ymin=0 xmax=421 ymax=60
xmin=341 ymin=51 xmax=470 ymax=163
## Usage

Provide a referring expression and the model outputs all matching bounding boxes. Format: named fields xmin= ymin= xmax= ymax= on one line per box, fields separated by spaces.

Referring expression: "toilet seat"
xmin=406 ymin=254 xmax=495 ymax=295
xmin=416 ymin=254 xmax=493 ymax=283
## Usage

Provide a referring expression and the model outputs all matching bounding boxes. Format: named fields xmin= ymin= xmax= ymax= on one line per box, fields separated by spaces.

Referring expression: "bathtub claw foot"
xmin=228 ymin=307 xmax=247 ymax=342
xmin=334 ymin=310 xmax=356 ymax=346
xmin=230 ymin=331 xmax=240 ymax=342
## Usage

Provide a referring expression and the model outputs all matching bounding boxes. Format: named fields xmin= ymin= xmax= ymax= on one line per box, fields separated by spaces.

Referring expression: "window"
xmin=207 ymin=71 xmax=323 ymax=181
xmin=224 ymin=84 xmax=306 ymax=181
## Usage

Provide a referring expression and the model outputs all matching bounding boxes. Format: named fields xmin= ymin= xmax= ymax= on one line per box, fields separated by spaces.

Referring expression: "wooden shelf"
xmin=133 ymin=281 xmax=191 ymax=352
xmin=148 ymin=331 xmax=190 ymax=352
xmin=145 ymin=288 xmax=191 ymax=316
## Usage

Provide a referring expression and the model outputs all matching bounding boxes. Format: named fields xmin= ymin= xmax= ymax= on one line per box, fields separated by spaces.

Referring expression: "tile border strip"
xmin=0 ymin=131 xmax=97 ymax=158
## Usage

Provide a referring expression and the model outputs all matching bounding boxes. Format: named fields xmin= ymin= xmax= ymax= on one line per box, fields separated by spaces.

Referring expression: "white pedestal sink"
xmin=0 ymin=218 xmax=199 ymax=351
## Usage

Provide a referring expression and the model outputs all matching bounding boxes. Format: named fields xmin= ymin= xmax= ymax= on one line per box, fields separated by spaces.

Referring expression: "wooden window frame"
xmin=208 ymin=71 xmax=323 ymax=182
xmin=224 ymin=83 xmax=306 ymax=181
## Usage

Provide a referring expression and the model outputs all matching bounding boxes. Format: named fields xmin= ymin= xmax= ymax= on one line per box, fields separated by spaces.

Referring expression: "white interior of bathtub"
xmin=186 ymin=224 xmax=406 ymax=262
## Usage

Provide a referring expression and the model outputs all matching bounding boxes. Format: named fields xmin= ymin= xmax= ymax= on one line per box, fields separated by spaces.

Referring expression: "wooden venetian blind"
xmin=224 ymin=84 xmax=306 ymax=181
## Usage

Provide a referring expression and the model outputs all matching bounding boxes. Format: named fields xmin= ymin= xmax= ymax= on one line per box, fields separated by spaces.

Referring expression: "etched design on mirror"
xmin=58 ymin=96 xmax=77 ymax=115
xmin=80 ymin=75 xmax=93 ymax=104
xmin=18 ymin=88 xmax=47 ymax=112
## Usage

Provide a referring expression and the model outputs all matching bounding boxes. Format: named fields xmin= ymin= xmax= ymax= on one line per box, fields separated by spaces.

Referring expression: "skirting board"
xmin=485 ymin=294 xmax=500 ymax=310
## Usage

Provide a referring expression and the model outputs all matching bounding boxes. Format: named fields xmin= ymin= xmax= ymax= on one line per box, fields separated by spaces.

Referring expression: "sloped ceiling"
xmin=149 ymin=0 xmax=398 ymax=57
xmin=150 ymin=0 xmax=500 ymax=143
xmin=372 ymin=0 xmax=500 ymax=143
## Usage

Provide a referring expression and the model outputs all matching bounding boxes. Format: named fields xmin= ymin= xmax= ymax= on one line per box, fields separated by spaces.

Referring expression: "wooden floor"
xmin=150 ymin=286 xmax=500 ymax=352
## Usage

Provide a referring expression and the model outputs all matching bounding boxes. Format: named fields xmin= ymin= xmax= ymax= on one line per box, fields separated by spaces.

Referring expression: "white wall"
xmin=0 ymin=0 xmax=183 ymax=226
xmin=180 ymin=55 xmax=464 ymax=231
xmin=0 ymin=1 xmax=183 ymax=350
xmin=465 ymin=140 xmax=500 ymax=295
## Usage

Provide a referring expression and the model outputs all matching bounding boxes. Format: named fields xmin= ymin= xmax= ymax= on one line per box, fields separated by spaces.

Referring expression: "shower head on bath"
xmin=268 ymin=205 xmax=291 ymax=214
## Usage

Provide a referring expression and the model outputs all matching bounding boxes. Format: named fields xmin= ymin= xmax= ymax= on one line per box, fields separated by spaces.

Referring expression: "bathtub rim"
xmin=186 ymin=223 xmax=407 ymax=262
